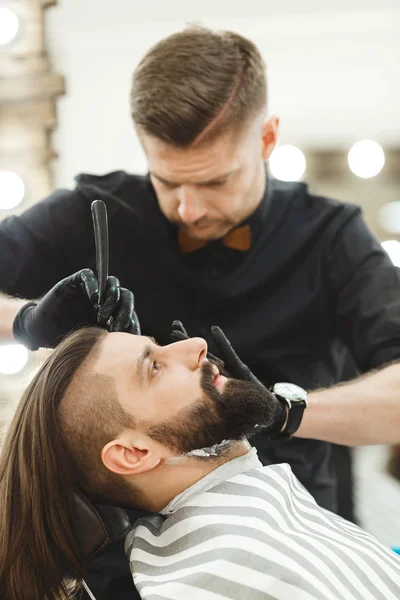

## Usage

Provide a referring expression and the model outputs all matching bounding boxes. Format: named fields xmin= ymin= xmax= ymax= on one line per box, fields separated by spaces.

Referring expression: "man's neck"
xmin=134 ymin=441 xmax=251 ymax=512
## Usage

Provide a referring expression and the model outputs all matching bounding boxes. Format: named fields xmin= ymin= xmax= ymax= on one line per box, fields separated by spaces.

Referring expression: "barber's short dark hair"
xmin=131 ymin=26 xmax=267 ymax=147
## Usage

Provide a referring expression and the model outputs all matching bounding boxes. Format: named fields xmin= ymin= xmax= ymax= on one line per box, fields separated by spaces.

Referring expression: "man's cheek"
xmin=160 ymin=196 xmax=178 ymax=219
xmin=172 ymin=384 xmax=195 ymax=411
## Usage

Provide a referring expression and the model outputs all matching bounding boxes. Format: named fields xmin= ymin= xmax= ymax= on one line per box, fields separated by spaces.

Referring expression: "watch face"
xmin=274 ymin=382 xmax=307 ymax=403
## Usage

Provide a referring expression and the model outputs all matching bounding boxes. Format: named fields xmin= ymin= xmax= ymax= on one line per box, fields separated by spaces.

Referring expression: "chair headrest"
xmin=73 ymin=488 xmax=132 ymax=562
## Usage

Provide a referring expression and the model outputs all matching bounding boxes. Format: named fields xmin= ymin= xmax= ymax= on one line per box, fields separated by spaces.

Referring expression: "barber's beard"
xmin=146 ymin=362 xmax=281 ymax=455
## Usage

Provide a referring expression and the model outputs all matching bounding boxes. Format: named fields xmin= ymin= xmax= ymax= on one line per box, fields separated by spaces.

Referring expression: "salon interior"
xmin=0 ymin=0 xmax=400 ymax=586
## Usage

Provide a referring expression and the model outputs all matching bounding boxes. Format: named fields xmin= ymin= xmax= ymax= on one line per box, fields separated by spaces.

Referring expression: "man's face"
xmin=140 ymin=116 xmax=278 ymax=241
xmin=93 ymin=333 xmax=277 ymax=455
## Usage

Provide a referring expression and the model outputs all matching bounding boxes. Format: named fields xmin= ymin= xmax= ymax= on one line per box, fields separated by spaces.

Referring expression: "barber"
xmin=1 ymin=26 xmax=400 ymax=599
xmin=2 ymin=22 xmax=400 ymax=515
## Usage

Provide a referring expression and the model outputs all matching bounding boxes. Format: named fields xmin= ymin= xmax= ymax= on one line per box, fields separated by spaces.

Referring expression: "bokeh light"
xmin=269 ymin=145 xmax=306 ymax=182
xmin=0 ymin=344 xmax=29 ymax=375
xmin=0 ymin=7 xmax=19 ymax=45
xmin=378 ymin=202 xmax=400 ymax=235
xmin=381 ymin=240 xmax=400 ymax=267
xmin=347 ymin=140 xmax=385 ymax=179
xmin=0 ymin=171 xmax=25 ymax=210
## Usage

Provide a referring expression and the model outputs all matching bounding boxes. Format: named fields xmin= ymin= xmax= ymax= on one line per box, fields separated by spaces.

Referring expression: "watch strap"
xmin=272 ymin=394 xmax=307 ymax=440
xmin=282 ymin=399 xmax=306 ymax=437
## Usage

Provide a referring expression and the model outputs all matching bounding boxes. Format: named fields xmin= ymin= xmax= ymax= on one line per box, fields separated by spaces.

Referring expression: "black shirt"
xmin=2 ymin=170 xmax=400 ymax=512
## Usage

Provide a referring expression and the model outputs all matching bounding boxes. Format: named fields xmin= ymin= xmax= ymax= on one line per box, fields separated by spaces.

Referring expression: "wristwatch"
xmin=272 ymin=382 xmax=308 ymax=439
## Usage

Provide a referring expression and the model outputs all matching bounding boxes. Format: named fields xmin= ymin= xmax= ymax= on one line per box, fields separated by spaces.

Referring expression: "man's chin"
xmin=179 ymin=224 xmax=232 ymax=241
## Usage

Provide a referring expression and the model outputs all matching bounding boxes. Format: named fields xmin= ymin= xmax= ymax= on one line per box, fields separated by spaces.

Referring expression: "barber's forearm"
xmin=0 ymin=293 xmax=27 ymax=342
xmin=295 ymin=363 xmax=400 ymax=445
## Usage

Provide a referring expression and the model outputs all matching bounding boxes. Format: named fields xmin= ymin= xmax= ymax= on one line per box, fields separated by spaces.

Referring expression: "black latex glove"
xmin=13 ymin=269 xmax=140 ymax=350
xmin=171 ymin=320 xmax=286 ymax=435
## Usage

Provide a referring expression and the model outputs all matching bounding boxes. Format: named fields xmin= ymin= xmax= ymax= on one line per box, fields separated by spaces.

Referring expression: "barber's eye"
xmin=151 ymin=361 xmax=160 ymax=376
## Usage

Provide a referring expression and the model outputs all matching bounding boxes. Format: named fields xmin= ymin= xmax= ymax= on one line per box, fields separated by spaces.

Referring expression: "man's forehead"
xmin=143 ymin=133 xmax=243 ymax=180
xmin=93 ymin=332 xmax=153 ymax=374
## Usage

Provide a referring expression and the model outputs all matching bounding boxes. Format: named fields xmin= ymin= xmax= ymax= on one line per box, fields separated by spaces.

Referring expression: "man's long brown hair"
xmin=131 ymin=26 xmax=267 ymax=146
xmin=0 ymin=327 xmax=136 ymax=600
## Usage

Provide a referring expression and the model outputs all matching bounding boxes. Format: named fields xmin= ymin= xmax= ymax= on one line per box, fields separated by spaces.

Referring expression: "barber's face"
xmin=140 ymin=116 xmax=278 ymax=241
xmin=93 ymin=332 xmax=277 ymax=454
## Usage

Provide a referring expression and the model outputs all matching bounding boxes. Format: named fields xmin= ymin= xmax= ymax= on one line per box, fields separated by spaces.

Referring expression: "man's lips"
xmin=212 ymin=365 xmax=227 ymax=390
xmin=214 ymin=374 xmax=227 ymax=389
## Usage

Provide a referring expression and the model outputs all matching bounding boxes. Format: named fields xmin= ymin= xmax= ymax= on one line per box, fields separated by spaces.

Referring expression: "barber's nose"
xmin=177 ymin=187 xmax=207 ymax=224
xmin=175 ymin=337 xmax=208 ymax=370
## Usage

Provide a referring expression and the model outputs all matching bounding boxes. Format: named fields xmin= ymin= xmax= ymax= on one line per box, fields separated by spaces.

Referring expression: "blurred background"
xmin=0 ymin=0 xmax=399 ymax=545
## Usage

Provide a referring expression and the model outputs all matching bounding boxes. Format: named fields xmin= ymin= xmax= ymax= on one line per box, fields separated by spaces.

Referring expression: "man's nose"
xmin=172 ymin=337 xmax=208 ymax=370
xmin=177 ymin=186 xmax=207 ymax=224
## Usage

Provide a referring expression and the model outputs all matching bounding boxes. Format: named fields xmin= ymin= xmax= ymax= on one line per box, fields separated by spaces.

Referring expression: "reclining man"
xmin=1 ymin=325 xmax=400 ymax=600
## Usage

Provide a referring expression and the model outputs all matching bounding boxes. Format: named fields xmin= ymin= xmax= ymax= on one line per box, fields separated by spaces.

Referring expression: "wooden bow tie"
xmin=179 ymin=225 xmax=251 ymax=253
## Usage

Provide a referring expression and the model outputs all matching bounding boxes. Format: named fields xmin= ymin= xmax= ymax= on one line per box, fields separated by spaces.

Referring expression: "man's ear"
xmin=101 ymin=437 xmax=161 ymax=476
xmin=261 ymin=116 xmax=280 ymax=161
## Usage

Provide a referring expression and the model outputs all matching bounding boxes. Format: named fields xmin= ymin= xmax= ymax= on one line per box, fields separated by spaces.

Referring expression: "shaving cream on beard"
xmin=184 ymin=439 xmax=231 ymax=457
xmin=163 ymin=439 xmax=243 ymax=465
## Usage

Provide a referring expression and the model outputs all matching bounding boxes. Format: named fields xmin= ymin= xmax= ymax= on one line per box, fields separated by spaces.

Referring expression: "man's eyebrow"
xmin=151 ymin=169 xmax=237 ymax=187
xmin=136 ymin=337 xmax=159 ymax=386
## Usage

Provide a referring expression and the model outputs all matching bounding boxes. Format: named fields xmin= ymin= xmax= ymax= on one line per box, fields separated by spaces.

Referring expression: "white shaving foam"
xmin=183 ymin=439 xmax=231 ymax=458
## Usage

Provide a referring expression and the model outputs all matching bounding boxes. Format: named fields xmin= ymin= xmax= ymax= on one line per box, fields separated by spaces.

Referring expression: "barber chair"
xmin=71 ymin=489 xmax=139 ymax=600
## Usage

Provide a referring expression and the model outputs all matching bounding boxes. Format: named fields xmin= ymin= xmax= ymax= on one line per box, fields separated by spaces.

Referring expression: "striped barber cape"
xmin=125 ymin=448 xmax=400 ymax=599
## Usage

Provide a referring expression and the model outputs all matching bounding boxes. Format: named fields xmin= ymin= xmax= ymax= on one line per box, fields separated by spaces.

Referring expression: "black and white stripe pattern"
xmin=125 ymin=459 xmax=400 ymax=599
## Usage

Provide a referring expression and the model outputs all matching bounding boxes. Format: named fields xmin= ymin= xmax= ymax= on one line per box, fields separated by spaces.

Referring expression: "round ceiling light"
xmin=0 ymin=7 xmax=20 ymax=45
xmin=348 ymin=140 xmax=385 ymax=179
xmin=0 ymin=344 xmax=29 ymax=375
xmin=0 ymin=171 xmax=25 ymax=210
xmin=269 ymin=145 xmax=306 ymax=182
xmin=381 ymin=240 xmax=400 ymax=267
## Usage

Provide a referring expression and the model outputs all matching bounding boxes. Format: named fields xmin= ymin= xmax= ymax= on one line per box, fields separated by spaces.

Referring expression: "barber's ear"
xmin=261 ymin=116 xmax=280 ymax=161
xmin=101 ymin=439 xmax=161 ymax=476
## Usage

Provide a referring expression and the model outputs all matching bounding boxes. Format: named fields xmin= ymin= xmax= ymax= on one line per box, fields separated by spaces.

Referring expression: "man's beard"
xmin=146 ymin=362 xmax=282 ymax=455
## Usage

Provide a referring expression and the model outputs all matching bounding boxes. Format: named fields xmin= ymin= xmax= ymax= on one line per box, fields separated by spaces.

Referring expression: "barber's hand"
xmin=209 ymin=325 xmax=262 ymax=385
xmin=210 ymin=325 xmax=287 ymax=435
xmin=13 ymin=269 xmax=140 ymax=350
xmin=171 ymin=320 xmax=286 ymax=436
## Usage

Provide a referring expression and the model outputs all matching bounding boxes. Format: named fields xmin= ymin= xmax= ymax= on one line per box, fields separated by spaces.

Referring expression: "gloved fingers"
xmin=79 ymin=269 xmax=99 ymax=306
xmin=171 ymin=320 xmax=189 ymax=342
xmin=109 ymin=287 xmax=134 ymax=332
xmin=127 ymin=313 xmax=141 ymax=335
xmin=98 ymin=276 xmax=121 ymax=324
xmin=211 ymin=326 xmax=261 ymax=383
xmin=210 ymin=326 xmax=249 ymax=376
xmin=171 ymin=329 xmax=189 ymax=343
